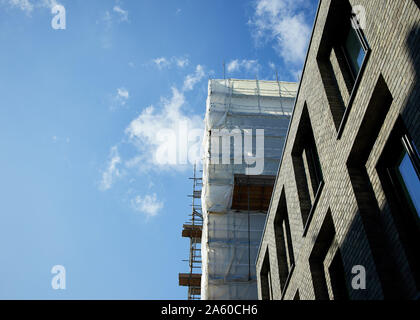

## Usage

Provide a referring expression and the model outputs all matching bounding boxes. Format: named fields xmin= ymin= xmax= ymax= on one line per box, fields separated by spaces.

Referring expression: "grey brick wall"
xmin=257 ymin=0 xmax=420 ymax=300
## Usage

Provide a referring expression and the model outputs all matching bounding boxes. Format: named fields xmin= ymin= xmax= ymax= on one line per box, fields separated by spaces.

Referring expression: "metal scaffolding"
xmin=179 ymin=164 xmax=203 ymax=300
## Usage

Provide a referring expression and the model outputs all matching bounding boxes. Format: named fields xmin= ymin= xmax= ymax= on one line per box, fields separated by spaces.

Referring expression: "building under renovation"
xmin=196 ymin=78 xmax=298 ymax=300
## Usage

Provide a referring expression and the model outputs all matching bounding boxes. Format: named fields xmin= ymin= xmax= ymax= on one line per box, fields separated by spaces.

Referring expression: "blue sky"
xmin=0 ymin=0 xmax=317 ymax=299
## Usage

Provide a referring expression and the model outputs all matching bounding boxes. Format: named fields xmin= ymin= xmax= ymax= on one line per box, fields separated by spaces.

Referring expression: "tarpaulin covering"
xmin=201 ymin=79 xmax=297 ymax=300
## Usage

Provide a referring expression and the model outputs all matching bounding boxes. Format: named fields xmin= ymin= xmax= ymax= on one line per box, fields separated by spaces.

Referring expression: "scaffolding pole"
xmin=179 ymin=164 xmax=203 ymax=300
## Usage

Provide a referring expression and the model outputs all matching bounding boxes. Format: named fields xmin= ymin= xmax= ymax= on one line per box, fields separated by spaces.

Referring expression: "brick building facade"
xmin=256 ymin=0 xmax=420 ymax=300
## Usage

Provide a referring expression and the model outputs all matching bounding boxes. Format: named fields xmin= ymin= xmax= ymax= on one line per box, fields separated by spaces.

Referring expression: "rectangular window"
xmin=316 ymin=0 xmax=370 ymax=136
xmin=394 ymin=148 xmax=420 ymax=217
xmin=274 ymin=189 xmax=295 ymax=295
xmin=385 ymin=135 xmax=420 ymax=220
xmin=377 ymin=119 xmax=420 ymax=289
xmin=260 ymin=249 xmax=273 ymax=300
xmin=303 ymin=136 xmax=324 ymax=200
xmin=292 ymin=105 xmax=324 ymax=233
xmin=343 ymin=25 xmax=367 ymax=78
xmin=231 ymin=175 xmax=276 ymax=212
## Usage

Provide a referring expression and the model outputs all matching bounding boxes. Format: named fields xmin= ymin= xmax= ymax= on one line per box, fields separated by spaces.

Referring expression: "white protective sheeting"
xmin=201 ymin=79 xmax=298 ymax=300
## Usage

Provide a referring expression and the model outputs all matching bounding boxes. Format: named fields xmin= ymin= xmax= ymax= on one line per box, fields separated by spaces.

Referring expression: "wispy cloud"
xmin=152 ymin=56 xmax=190 ymax=70
xmin=51 ymin=135 xmax=70 ymax=144
xmin=113 ymin=5 xmax=128 ymax=22
xmin=6 ymin=0 xmax=33 ymax=13
xmin=117 ymin=87 xmax=129 ymax=100
xmin=110 ymin=87 xmax=130 ymax=110
xmin=3 ymin=0 xmax=62 ymax=14
xmin=226 ymin=59 xmax=260 ymax=75
xmin=153 ymin=57 xmax=170 ymax=69
xmin=100 ymin=64 xmax=206 ymax=209
xmin=124 ymin=65 xmax=205 ymax=173
xmin=249 ymin=0 xmax=312 ymax=67
xmin=99 ymin=146 xmax=123 ymax=191
xmin=183 ymin=65 xmax=205 ymax=91
xmin=99 ymin=1 xmax=129 ymax=39
xmin=176 ymin=57 xmax=189 ymax=68
xmin=131 ymin=193 xmax=164 ymax=218
xmin=41 ymin=0 xmax=60 ymax=9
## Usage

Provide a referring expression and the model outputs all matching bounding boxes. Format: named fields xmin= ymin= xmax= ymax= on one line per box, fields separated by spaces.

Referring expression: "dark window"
xmin=316 ymin=0 xmax=370 ymax=135
xmin=231 ymin=175 xmax=276 ymax=212
xmin=303 ymin=135 xmax=324 ymax=199
xmin=274 ymin=189 xmax=295 ymax=295
xmin=343 ymin=22 xmax=367 ymax=79
xmin=328 ymin=250 xmax=349 ymax=300
xmin=383 ymin=133 xmax=420 ymax=224
xmin=377 ymin=119 xmax=420 ymax=290
xmin=392 ymin=146 xmax=420 ymax=217
xmin=292 ymin=105 xmax=324 ymax=233
xmin=260 ymin=249 xmax=273 ymax=300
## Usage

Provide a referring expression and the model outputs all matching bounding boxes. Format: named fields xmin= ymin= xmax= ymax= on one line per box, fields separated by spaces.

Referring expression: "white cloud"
xmin=250 ymin=0 xmax=312 ymax=65
xmin=226 ymin=60 xmax=240 ymax=73
xmin=125 ymin=88 xmax=185 ymax=147
xmin=153 ymin=57 xmax=170 ymax=69
xmin=131 ymin=193 xmax=163 ymax=218
xmin=176 ymin=57 xmax=189 ymax=68
xmin=6 ymin=0 xmax=33 ymax=12
xmin=41 ymin=0 xmax=60 ymax=9
xmin=100 ymin=64 xmax=206 ymax=194
xmin=99 ymin=146 xmax=122 ymax=191
xmin=110 ymin=87 xmax=129 ymax=110
xmin=102 ymin=10 xmax=112 ymax=29
xmin=124 ymin=65 xmax=205 ymax=173
xmin=113 ymin=5 xmax=128 ymax=22
xmin=152 ymin=56 xmax=190 ymax=70
xmin=226 ymin=59 xmax=260 ymax=74
xmin=183 ymin=65 xmax=205 ymax=91
xmin=117 ymin=87 xmax=129 ymax=100
xmin=3 ymin=0 xmax=61 ymax=13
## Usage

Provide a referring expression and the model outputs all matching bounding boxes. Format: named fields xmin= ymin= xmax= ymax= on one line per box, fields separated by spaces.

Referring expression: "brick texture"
xmin=257 ymin=0 xmax=420 ymax=300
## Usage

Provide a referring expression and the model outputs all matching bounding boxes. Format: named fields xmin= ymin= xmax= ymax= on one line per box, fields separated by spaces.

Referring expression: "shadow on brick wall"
xmin=330 ymin=24 xmax=420 ymax=300
xmin=402 ymin=25 xmax=420 ymax=149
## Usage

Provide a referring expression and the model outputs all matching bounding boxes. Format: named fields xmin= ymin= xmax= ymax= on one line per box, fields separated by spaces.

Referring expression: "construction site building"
xmin=200 ymin=78 xmax=298 ymax=300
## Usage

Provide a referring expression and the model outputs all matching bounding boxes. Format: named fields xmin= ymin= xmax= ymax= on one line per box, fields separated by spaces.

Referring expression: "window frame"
xmin=377 ymin=120 xmax=420 ymax=289
xmin=341 ymin=16 xmax=370 ymax=81
xmin=302 ymin=134 xmax=325 ymax=237
xmin=304 ymin=138 xmax=324 ymax=196
xmin=386 ymin=135 xmax=420 ymax=222
xmin=273 ymin=189 xmax=296 ymax=298
xmin=337 ymin=16 xmax=371 ymax=139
